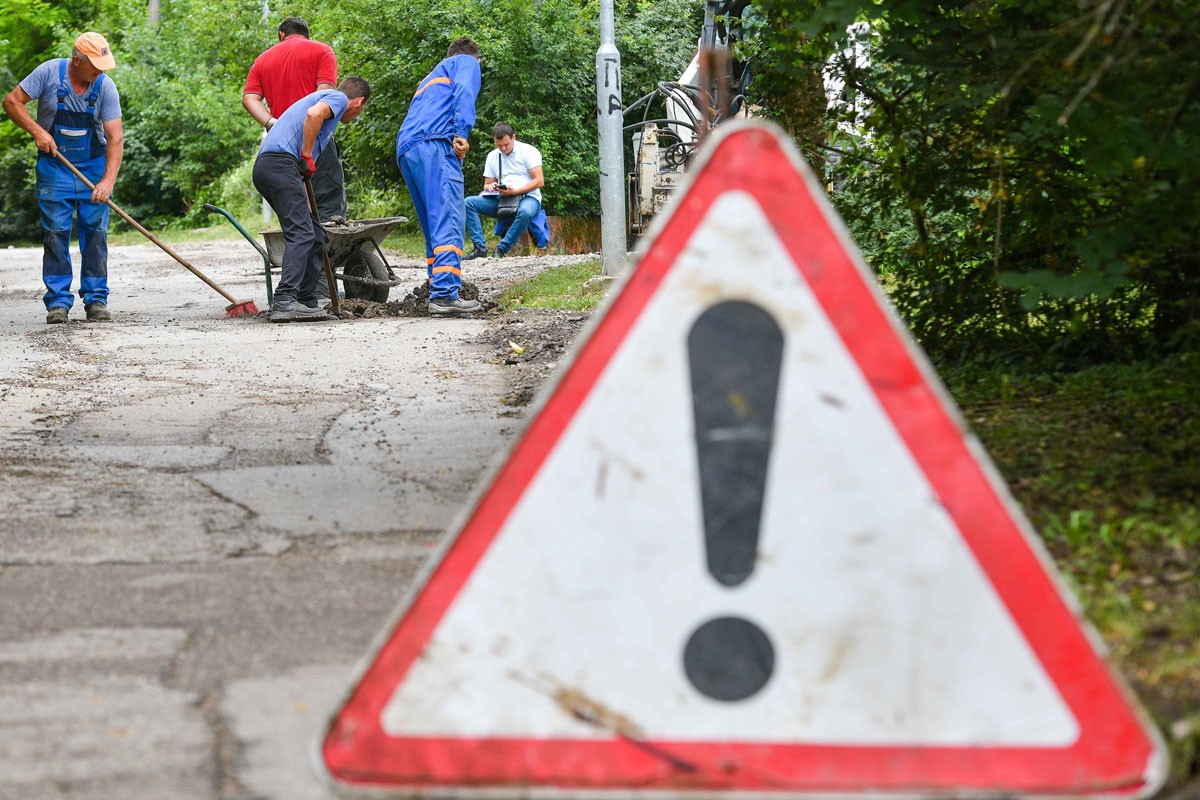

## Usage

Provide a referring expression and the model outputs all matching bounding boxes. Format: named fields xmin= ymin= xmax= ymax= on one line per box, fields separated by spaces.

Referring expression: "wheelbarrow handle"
xmin=204 ymin=203 xmax=269 ymax=261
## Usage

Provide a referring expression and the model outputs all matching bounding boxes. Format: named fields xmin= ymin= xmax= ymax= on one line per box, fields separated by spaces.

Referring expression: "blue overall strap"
xmin=87 ymin=73 xmax=105 ymax=112
xmin=56 ymin=59 xmax=105 ymax=115
xmin=56 ymin=59 xmax=68 ymax=108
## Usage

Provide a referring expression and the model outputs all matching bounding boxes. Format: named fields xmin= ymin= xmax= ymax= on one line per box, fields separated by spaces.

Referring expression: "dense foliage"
xmin=744 ymin=0 xmax=1200 ymax=366
xmin=7 ymin=0 xmax=1197 ymax=368
xmin=0 ymin=0 xmax=701 ymax=235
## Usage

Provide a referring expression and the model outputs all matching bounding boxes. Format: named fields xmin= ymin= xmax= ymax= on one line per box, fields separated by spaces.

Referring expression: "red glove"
xmin=301 ymin=153 xmax=316 ymax=178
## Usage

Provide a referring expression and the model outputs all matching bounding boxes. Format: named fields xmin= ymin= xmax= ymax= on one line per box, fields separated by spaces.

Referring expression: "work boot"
xmin=46 ymin=306 xmax=68 ymax=324
xmin=270 ymin=298 xmax=329 ymax=323
xmin=428 ymin=296 xmax=482 ymax=315
xmin=463 ymin=246 xmax=488 ymax=261
xmin=491 ymin=246 xmax=509 ymax=259
xmin=536 ymin=246 xmax=549 ymax=256
xmin=84 ymin=301 xmax=112 ymax=322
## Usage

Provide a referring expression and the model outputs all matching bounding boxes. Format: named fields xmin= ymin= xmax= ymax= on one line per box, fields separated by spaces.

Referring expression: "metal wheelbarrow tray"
xmin=264 ymin=217 xmax=408 ymax=303
xmin=204 ymin=204 xmax=408 ymax=305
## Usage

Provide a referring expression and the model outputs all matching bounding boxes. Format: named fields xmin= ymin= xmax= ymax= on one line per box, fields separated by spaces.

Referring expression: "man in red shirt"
xmin=243 ymin=17 xmax=344 ymax=299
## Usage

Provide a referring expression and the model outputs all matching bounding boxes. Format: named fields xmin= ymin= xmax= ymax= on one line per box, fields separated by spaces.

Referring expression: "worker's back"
xmin=244 ymin=34 xmax=338 ymax=116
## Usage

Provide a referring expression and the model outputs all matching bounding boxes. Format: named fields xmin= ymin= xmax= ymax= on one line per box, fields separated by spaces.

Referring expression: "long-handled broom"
xmin=54 ymin=152 xmax=260 ymax=318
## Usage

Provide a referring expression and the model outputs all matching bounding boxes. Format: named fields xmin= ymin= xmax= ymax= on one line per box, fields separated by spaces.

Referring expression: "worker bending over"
xmin=252 ymin=77 xmax=370 ymax=323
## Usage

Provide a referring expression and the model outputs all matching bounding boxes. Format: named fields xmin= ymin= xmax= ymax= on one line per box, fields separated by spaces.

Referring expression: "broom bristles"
xmin=225 ymin=300 xmax=260 ymax=318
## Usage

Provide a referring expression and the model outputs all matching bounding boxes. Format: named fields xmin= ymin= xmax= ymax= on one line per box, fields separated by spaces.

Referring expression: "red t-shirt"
xmin=243 ymin=34 xmax=338 ymax=116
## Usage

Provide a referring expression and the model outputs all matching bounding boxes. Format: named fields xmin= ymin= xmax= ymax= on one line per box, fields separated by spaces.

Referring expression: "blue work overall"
xmin=398 ymin=139 xmax=465 ymax=300
xmin=36 ymin=59 xmax=109 ymax=311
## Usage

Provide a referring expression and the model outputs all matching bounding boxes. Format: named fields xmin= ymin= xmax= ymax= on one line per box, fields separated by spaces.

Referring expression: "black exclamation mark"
xmin=683 ymin=300 xmax=783 ymax=702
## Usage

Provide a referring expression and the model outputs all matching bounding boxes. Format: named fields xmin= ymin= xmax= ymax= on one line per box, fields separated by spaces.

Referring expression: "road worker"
xmin=394 ymin=38 xmax=482 ymax=315
xmin=3 ymin=33 xmax=122 ymax=323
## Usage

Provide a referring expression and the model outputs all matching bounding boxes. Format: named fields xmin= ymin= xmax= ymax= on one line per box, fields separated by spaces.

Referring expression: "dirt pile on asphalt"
xmin=332 ymin=281 xmax=494 ymax=319
xmin=477 ymin=308 xmax=591 ymax=408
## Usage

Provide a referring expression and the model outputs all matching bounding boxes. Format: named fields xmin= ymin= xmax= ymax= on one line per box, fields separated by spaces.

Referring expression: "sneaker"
xmin=46 ymin=306 xmax=68 ymax=324
xmin=463 ymin=246 xmax=489 ymax=261
xmin=270 ymin=298 xmax=329 ymax=323
xmin=84 ymin=301 xmax=111 ymax=322
xmin=428 ymin=296 xmax=482 ymax=315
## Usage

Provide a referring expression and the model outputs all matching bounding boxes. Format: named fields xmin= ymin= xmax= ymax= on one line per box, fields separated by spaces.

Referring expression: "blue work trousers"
xmin=36 ymin=154 xmax=109 ymax=310
xmin=398 ymin=140 xmax=464 ymax=300
xmin=465 ymin=194 xmax=542 ymax=253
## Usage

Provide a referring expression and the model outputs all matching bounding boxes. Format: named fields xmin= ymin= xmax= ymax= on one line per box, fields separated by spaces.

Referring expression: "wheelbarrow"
xmin=204 ymin=204 xmax=408 ymax=305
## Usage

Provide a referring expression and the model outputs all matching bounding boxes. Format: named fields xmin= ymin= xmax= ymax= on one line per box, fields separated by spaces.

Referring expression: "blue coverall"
xmin=394 ymin=54 xmax=481 ymax=301
xmin=38 ymin=60 xmax=110 ymax=310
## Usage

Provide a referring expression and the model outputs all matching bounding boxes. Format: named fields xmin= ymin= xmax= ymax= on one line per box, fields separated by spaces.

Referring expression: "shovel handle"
xmin=304 ymin=177 xmax=340 ymax=315
xmin=52 ymin=152 xmax=240 ymax=305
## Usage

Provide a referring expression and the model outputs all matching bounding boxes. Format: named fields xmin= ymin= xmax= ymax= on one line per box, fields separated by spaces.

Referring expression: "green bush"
xmin=746 ymin=1 xmax=1200 ymax=367
xmin=319 ymin=0 xmax=702 ymax=218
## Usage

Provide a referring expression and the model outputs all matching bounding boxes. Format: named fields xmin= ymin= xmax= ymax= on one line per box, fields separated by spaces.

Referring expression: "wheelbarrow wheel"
xmin=342 ymin=244 xmax=392 ymax=303
xmin=359 ymin=245 xmax=392 ymax=303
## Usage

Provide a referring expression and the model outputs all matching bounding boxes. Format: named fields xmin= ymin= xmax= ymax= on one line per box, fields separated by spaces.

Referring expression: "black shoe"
xmin=463 ymin=246 xmax=489 ymax=261
xmin=270 ymin=298 xmax=329 ymax=323
xmin=428 ymin=296 xmax=482 ymax=315
xmin=46 ymin=306 xmax=69 ymax=324
xmin=84 ymin=301 xmax=112 ymax=322
xmin=491 ymin=246 xmax=509 ymax=259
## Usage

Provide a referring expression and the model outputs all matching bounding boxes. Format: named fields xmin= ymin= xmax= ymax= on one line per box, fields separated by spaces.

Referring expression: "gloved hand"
xmin=301 ymin=153 xmax=316 ymax=178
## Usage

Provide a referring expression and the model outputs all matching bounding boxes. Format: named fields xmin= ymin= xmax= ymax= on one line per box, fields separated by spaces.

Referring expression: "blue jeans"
xmin=36 ymin=154 xmax=109 ymax=310
xmin=464 ymin=194 xmax=542 ymax=253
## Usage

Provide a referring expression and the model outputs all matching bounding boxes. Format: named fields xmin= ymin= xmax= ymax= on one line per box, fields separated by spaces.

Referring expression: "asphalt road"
xmin=0 ymin=239 xmax=561 ymax=799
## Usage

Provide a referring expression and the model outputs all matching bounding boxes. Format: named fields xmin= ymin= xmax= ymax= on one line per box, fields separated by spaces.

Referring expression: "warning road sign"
xmin=320 ymin=121 xmax=1166 ymax=797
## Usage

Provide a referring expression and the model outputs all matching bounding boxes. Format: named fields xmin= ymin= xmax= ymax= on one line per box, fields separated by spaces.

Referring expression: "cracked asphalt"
xmin=0 ymin=239 xmax=574 ymax=799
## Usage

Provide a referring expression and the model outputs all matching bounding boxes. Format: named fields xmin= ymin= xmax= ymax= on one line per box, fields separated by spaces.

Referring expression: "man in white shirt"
xmin=463 ymin=122 xmax=545 ymax=258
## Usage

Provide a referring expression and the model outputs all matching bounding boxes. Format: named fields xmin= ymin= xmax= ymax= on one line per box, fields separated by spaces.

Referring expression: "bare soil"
xmin=476 ymin=308 xmax=591 ymax=408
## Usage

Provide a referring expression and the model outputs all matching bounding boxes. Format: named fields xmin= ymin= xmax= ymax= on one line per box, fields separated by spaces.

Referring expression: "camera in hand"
xmin=495 ymin=182 xmax=508 ymax=190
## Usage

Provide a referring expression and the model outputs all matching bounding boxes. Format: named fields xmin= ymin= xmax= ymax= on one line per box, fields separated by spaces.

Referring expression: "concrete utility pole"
xmin=595 ymin=0 xmax=626 ymax=275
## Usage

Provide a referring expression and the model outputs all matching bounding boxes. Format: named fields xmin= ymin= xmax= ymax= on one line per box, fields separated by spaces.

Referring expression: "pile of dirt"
xmin=476 ymin=308 xmax=591 ymax=408
xmin=331 ymin=281 xmax=494 ymax=319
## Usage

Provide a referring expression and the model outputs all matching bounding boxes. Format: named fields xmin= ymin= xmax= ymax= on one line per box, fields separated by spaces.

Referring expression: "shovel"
xmin=303 ymin=177 xmax=340 ymax=316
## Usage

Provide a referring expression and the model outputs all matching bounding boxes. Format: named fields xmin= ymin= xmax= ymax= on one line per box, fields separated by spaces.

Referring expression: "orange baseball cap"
xmin=74 ymin=32 xmax=116 ymax=71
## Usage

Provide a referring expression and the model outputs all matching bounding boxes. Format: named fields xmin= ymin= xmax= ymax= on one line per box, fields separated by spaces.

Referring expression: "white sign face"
xmin=322 ymin=122 xmax=1165 ymax=799
xmin=379 ymin=191 xmax=1075 ymax=746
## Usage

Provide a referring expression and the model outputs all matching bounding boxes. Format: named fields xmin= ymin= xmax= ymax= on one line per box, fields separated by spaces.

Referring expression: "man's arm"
xmin=450 ymin=57 xmax=481 ymax=159
xmin=316 ymin=46 xmax=337 ymax=91
xmin=92 ymin=117 xmax=123 ymax=203
xmin=482 ymin=152 xmax=498 ymax=191
xmin=242 ymin=92 xmax=277 ymax=129
xmin=499 ymin=165 xmax=544 ymax=196
xmin=300 ymin=101 xmax=334 ymax=174
xmin=2 ymin=86 xmax=57 ymax=156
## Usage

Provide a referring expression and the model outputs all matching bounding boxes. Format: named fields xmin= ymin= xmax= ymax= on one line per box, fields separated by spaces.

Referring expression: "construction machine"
xmin=623 ymin=0 xmax=753 ymax=240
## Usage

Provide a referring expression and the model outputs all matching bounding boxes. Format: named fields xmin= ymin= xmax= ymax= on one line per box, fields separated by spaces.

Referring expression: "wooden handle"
xmin=52 ymin=152 xmax=239 ymax=305
xmin=304 ymin=177 xmax=341 ymax=315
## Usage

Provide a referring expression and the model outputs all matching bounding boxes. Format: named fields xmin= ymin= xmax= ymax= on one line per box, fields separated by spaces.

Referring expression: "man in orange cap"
xmin=2 ymin=32 xmax=123 ymax=324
